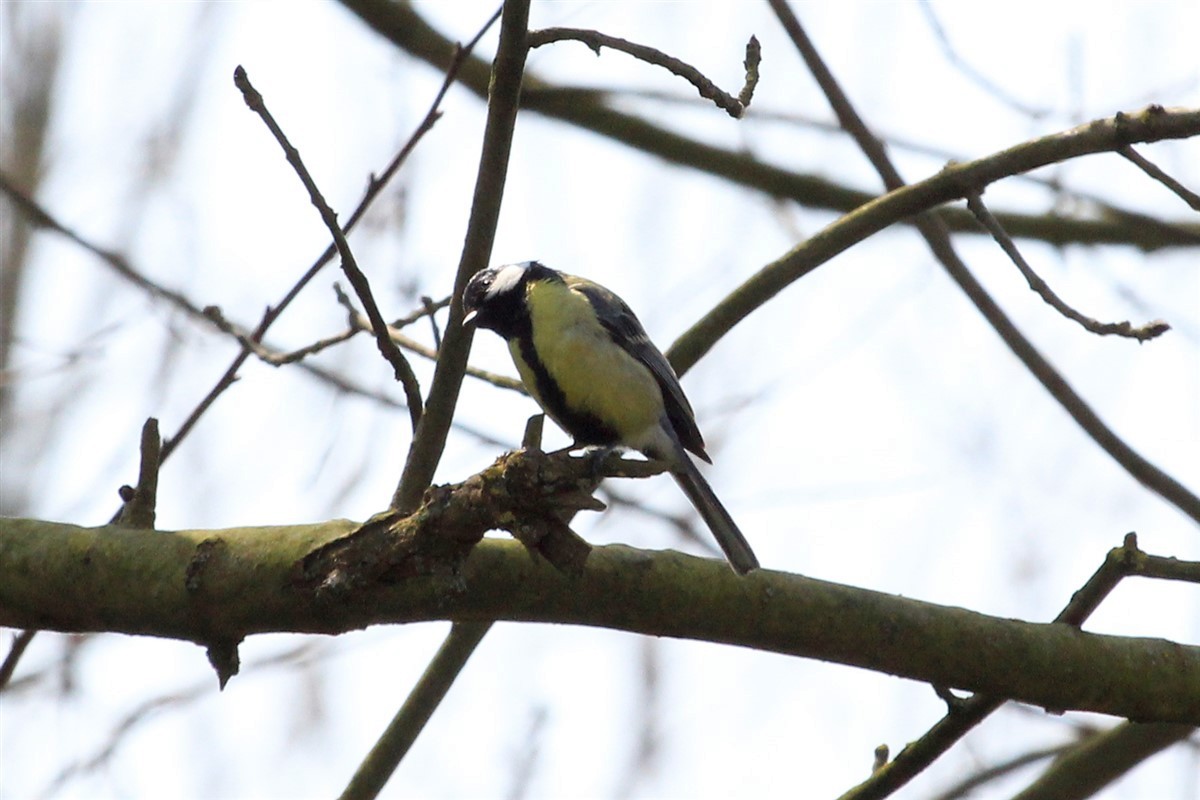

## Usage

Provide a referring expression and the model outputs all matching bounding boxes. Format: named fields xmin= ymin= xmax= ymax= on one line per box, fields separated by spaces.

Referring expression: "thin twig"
xmin=1119 ymin=143 xmax=1200 ymax=210
xmin=1103 ymin=531 xmax=1200 ymax=585
xmin=200 ymin=304 xmax=512 ymax=446
xmin=331 ymin=290 xmax=523 ymax=393
xmin=114 ymin=418 xmax=161 ymax=528
xmin=0 ymin=629 xmax=36 ymax=691
xmin=233 ymin=66 xmax=424 ymax=431
xmin=965 ymin=192 xmax=1170 ymax=341
xmin=420 ymin=296 xmax=443 ymax=351
xmin=528 ymin=27 xmax=760 ymax=118
xmin=764 ymin=1 xmax=1200 ymax=528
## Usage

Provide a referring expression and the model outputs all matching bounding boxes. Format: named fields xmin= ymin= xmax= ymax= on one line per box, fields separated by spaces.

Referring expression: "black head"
xmin=462 ymin=261 xmax=557 ymax=339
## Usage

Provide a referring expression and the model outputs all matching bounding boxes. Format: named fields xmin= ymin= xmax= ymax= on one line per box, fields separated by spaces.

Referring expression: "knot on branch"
xmin=290 ymin=449 xmax=630 ymax=594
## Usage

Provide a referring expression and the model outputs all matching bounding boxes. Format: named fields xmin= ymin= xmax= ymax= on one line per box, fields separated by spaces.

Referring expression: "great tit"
xmin=462 ymin=260 xmax=759 ymax=574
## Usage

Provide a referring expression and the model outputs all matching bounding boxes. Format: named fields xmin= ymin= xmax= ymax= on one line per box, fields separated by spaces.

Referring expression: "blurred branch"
xmin=2 ymin=514 xmax=1198 ymax=723
xmin=337 ymin=0 xmax=1200 ymax=251
xmin=917 ymin=0 xmax=1051 ymax=120
xmin=0 ymin=24 xmax=494 ymax=694
xmin=0 ymin=6 xmax=62 ymax=498
xmin=41 ymin=641 xmax=326 ymax=797
xmin=0 ymin=170 xmax=213 ymax=323
xmin=965 ymin=192 xmax=1170 ymax=341
xmin=928 ymin=742 xmax=1070 ymax=800
xmin=1009 ymin=721 xmax=1196 ymax=800
xmin=527 ymin=27 xmax=759 ymax=118
xmin=1 ymin=6 xmax=489 ymax=468
xmin=756 ymin=1 xmax=1200 ymax=528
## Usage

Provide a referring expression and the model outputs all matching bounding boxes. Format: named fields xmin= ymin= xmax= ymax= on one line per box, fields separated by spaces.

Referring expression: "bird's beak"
xmin=462 ymin=308 xmax=478 ymax=327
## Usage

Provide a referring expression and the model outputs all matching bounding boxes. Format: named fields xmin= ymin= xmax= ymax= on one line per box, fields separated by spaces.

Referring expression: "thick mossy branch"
xmin=1 ymin=513 xmax=1197 ymax=722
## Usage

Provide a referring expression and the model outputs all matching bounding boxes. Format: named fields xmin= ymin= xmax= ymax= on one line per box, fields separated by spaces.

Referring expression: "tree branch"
xmin=527 ymin=27 xmax=759 ymax=118
xmin=2 ymin=515 xmax=1197 ymax=723
xmin=1010 ymin=721 xmax=1196 ymax=800
xmin=391 ymin=0 xmax=527 ymax=513
xmin=668 ymin=104 xmax=1200 ymax=373
xmin=336 ymin=0 xmax=1200 ymax=251
xmin=965 ymin=192 xmax=1170 ymax=342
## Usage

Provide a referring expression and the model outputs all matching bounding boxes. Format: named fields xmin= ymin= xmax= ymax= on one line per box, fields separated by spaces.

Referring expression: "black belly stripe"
xmin=514 ymin=333 xmax=620 ymax=447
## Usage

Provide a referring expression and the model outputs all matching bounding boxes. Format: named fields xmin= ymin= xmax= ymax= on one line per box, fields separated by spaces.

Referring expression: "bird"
xmin=461 ymin=260 xmax=759 ymax=574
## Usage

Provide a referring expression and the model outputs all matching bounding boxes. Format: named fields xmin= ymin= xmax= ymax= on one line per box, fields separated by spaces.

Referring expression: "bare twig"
xmin=200 ymin=304 xmax=512 ymax=447
xmin=1119 ymin=143 xmax=1200 ymax=210
xmin=965 ymin=192 xmax=1170 ymax=341
xmin=0 ymin=629 xmax=36 ymax=691
xmin=420 ymin=296 xmax=443 ymax=351
xmin=161 ymin=6 xmax=488 ymax=462
xmin=233 ymin=66 xmax=424 ymax=431
xmin=1099 ymin=531 xmax=1200 ymax=585
xmin=114 ymin=418 xmax=161 ymax=528
xmin=528 ymin=27 xmax=760 ymax=118
xmin=331 ymin=290 xmax=523 ymax=393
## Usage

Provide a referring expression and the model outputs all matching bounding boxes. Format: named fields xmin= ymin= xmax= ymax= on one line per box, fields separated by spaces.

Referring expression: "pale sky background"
xmin=2 ymin=1 xmax=1198 ymax=798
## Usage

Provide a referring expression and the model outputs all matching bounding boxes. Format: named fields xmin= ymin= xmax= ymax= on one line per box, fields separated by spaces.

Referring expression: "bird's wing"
xmin=568 ymin=277 xmax=710 ymax=463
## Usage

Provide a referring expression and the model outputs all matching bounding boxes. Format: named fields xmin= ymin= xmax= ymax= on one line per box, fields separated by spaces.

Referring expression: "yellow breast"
xmin=521 ymin=282 xmax=664 ymax=442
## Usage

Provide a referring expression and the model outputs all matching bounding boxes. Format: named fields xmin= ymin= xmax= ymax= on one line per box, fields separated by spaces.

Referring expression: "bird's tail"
xmin=670 ymin=454 xmax=760 ymax=575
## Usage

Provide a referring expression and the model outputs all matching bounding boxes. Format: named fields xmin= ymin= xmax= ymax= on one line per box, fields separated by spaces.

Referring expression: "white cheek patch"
xmin=488 ymin=263 xmax=528 ymax=298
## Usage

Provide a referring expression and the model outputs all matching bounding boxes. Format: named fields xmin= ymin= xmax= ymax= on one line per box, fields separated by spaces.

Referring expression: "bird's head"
xmin=462 ymin=261 xmax=554 ymax=338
